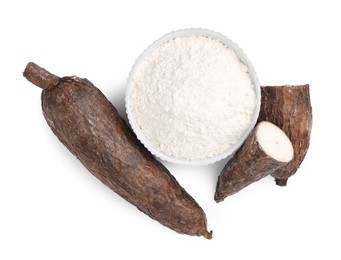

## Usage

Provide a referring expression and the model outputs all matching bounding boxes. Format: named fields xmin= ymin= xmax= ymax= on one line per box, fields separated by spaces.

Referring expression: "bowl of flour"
xmin=125 ymin=28 xmax=260 ymax=165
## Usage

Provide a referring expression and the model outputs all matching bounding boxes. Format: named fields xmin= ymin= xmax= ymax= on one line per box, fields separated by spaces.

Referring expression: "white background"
xmin=1 ymin=0 xmax=340 ymax=259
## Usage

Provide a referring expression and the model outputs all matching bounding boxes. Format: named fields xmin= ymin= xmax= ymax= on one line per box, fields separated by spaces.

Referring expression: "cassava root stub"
xmin=258 ymin=85 xmax=312 ymax=186
xmin=215 ymin=121 xmax=294 ymax=202
xmin=23 ymin=62 xmax=212 ymax=239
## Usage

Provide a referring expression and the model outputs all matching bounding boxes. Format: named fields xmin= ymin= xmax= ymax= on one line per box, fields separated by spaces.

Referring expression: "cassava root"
xmin=215 ymin=121 xmax=294 ymax=202
xmin=23 ymin=62 xmax=212 ymax=239
xmin=258 ymin=85 xmax=312 ymax=186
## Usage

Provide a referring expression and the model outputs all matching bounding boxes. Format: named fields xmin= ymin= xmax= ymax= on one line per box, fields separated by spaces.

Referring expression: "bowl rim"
xmin=125 ymin=28 xmax=261 ymax=166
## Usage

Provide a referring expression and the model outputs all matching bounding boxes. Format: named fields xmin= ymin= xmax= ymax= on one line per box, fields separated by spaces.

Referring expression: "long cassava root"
xmin=215 ymin=121 xmax=294 ymax=202
xmin=23 ymin=62 xmax=212 ymax=239
xmin=259 ymin=85 xmax=312 ymax=186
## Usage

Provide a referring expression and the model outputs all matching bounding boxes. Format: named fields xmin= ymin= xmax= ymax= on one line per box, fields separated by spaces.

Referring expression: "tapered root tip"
xmin=214 ymin=189 xmax=226 ymax=203
xmin=214 ymin=195 xmax=224 ymax=203
xmin=275 ymin=178 xmax=288 ymax=186
xmin=202 ymin=230 xmax=213 ymax=240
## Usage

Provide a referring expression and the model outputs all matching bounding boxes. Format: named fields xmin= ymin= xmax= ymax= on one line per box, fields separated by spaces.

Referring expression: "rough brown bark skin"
xmin=214 ymin=122 xmax=288 ymax=202
xmin=258 ymin=85 xmax=312 ymax=186
xmin=23 ymin=62 xmax=212 ymax=239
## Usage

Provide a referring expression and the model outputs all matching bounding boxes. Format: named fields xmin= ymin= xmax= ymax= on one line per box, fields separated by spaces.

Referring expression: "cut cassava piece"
xmin=258 ymin=85 xmax=312 ymax=186
xmin=215 ymin=121 xmax=294 ymax=202
xmin=23 ymin=62 xmax=212 ymax=239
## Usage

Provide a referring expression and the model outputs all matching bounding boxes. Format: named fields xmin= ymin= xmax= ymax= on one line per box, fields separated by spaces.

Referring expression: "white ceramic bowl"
xmin=125 ymin=28 xmax=260 ymax=166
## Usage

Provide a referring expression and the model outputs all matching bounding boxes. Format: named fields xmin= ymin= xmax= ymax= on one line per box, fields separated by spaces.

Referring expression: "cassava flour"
xmin=128 ymin=35 xmax=257 ymax=160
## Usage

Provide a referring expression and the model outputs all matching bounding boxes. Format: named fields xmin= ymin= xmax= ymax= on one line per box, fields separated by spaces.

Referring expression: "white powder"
xmin=128 ymin=35 xmax=257 ymax=160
